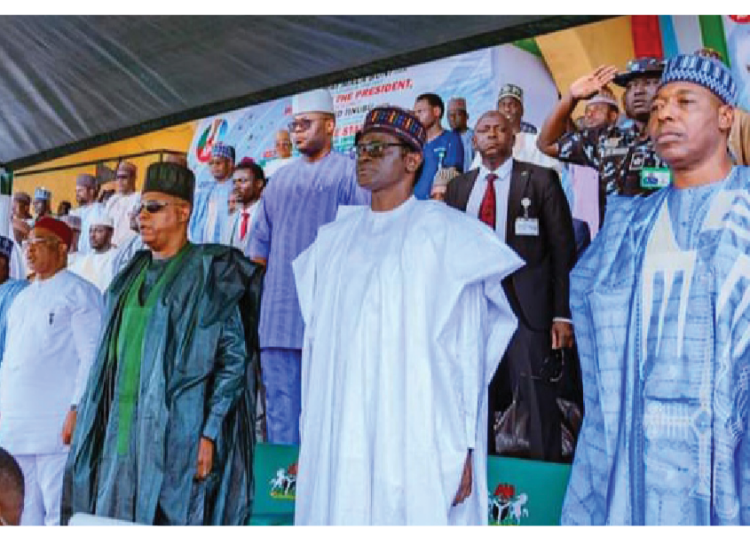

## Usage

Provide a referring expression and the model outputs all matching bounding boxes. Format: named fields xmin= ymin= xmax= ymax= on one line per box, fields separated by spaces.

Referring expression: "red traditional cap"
xmin=34 ymin=216 xmax=73 ymax=249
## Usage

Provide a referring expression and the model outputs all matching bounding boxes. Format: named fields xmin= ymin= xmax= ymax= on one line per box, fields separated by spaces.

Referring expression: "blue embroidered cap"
xmin=659 ymin=53 xmax=737 ymax=106
xmin=34 ymin=187 xmax=51 ymax=201
xmin=211 ymin=142 xmax=236 ymax=163
xmin=357 ymin=105 xmax=427 ymax=152
xmin=0 ymin=236 xmax=13 ymax=260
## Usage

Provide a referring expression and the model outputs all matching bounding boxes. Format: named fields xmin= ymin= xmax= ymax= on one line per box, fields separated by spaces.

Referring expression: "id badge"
xmin=640 ymin=167 xmax=671 ymax=189
xmin=515 ymin=218 xmax=540 ymax=237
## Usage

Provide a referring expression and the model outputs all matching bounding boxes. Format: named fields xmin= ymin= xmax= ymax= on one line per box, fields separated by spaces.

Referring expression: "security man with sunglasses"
xmin=247 ymin=88 xmax=369 ymax=446
xmin=63 ymin=162 xmax=263 ymax=525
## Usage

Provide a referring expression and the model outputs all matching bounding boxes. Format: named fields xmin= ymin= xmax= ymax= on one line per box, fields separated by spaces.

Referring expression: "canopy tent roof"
xmin=0 ymin=15 xmax=605 ymax=170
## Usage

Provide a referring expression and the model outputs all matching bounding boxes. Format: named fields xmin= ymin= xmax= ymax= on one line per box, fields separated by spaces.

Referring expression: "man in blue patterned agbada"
xmin=562 ymin=53 xmax=750 ymax=525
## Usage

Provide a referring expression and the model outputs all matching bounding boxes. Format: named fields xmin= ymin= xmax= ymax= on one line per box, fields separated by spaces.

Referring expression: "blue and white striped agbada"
xmin=659 ymin=54 xmax=737 ymax=106
xmin=247 ymin=151 xmax=370 ymax=350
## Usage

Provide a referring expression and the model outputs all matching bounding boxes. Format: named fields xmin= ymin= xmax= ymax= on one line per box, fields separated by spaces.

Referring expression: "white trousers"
xmin=15 ymin=453 xmax=67 ymax=526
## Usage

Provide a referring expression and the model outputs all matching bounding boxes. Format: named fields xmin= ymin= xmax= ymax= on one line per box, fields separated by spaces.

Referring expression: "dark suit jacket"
xmin=445 ymin=159 xmax=576 ymax=331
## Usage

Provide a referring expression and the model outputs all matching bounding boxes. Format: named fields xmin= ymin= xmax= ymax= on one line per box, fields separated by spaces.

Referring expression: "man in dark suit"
xmin=445 ymin=111 xmax=576 ymax=462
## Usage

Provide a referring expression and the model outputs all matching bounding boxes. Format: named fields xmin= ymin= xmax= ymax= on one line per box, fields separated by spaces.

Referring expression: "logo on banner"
xmin=269 ymin=463 xmax=297 ymax=500
xmin=488 ymin=483 xmax=529 ymax=525
xmin=195 ymin=119 xmax=229 ymax=163
xmin=729 ymin=16 xmax=750 ymax=24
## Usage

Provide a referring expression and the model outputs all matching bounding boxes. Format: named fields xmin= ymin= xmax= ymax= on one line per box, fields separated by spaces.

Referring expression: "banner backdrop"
xmin=187 ymin=43 xmax=559 ymax=188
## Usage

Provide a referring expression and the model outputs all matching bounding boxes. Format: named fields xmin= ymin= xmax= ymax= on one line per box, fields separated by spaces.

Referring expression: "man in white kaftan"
xmin=69 ymin=214 xmax=118 ymax=292
xmin=105 ymin=161 xmax=140 ymax=248
xmin=0 ymin=217 xmax=102 ymax=525
xmin=562 ymin=54 xmax=750 ymax=525
xmin=292 ymin=106 xmax=522 ymax=525
xmin=70 ymin=173 xmax=102 ymax=255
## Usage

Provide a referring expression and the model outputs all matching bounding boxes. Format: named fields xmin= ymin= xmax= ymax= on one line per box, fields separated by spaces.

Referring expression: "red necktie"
xmin=240 ymin=211 xmax=250 ymax=240
xmin=479 ymin=173 xmax=497 ymax=229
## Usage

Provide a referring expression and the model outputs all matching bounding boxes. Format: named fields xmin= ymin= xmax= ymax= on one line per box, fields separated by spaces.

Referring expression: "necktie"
xmin=240 ymin=211 xmax=250 ymax=240
xmin=479 ymin=173 xmax=497 ymax=229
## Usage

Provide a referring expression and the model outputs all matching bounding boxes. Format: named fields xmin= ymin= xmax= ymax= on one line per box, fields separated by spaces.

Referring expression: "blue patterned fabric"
xmin=0 ymin=279 xmax=29 ymax=371
xmin=660 ymin=54 xmax=737 ymax=106
xmin=0 ymin=236 xmax=12 ymax=260
xmin=562 ymin=166 xmax=750 ymax=524
xmin=188 ymin=178 xmax=234 ymax=244
xmin=34 ymin=187 xmax=51 ymax=201
xmin=261 ymin=348 xmax=302 ymax=445
xmin=210 ymin=142 xmax=235 ymax=162
xmin=247 ymin=151 xmax=369 ymax=350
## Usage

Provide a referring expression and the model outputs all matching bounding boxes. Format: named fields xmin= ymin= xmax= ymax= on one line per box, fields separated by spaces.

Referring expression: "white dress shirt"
xmin=466 ymin=159 xmax=571 ymax=324
xmin=466 ymin=158 xmax=514 ymax=242
xmin=0 ymin=270 xmax=103 ymax=454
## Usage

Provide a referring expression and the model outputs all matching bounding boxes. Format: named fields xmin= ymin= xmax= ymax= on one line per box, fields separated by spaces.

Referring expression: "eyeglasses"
xmin=135 ymin=200 xmax=180 ymax=214
xmin=288 ymin=118 xmax=315 ymax=132
xmin=22 ymin=236 xmax=60 ymax=250
xmin=354 ymin=142 xmax=408 ymax=159
xmin=287 ymin=116 xmax=329 ymax=133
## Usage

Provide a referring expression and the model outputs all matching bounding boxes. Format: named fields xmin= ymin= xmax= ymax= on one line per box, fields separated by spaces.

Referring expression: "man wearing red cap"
xmin=0 ymin=217 xmax=103 ymax=526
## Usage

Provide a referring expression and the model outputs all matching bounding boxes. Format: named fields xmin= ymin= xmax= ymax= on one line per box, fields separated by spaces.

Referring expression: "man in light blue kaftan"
xmin=188 ymin=142 xmax=235 ymax=244
xmin=0 ymin=236 xmax=28 ymax=371
xmin=247 ymin=89 xmax=369 ymax=444
xmin=562 ymin=53 xmax=750 ymax=525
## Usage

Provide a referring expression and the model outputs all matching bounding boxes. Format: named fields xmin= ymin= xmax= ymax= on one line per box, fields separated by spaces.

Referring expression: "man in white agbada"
xmin=292 ymin=106 xmax=523 ymax=525
xmin=0 ymin=217 xmax=102 ymax=525
xmin=69 ymin=214 xmax=118 ymax=292
xmin=70 ymin=173 xmax=103 ymax=254
xmin=105 ymin=161 xmax=139 ymax=247
xmin=60 ymin=215 xmax=82 ymax=267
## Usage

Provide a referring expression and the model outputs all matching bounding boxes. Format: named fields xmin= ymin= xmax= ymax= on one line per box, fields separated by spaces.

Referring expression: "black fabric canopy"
xmin=0 ymin=15 xmax=605 ymax=170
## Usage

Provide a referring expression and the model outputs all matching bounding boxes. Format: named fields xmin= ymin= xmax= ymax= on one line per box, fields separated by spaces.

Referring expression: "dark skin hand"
xmin=195 ymin=437 xmax=215 ymax=480
xmin=452 ymin=450 xmax=473 ymax=506
xmin=551 ymin=321 xmax=574 ymax=349
xmin=61 ymin=409 xmax=77 ymax=445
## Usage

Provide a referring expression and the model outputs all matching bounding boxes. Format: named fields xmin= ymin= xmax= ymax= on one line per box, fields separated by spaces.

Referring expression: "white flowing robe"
xmin=292 ymin=197 xmax=523 ymax=525
xmin=105 ymin=193 xmax=139 ymax=248
xmin=69 ymin=247 xmax=119 ymax=293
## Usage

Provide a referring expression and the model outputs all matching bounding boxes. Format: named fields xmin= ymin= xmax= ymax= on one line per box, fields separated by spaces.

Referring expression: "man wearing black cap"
xmin=562 ymin=54 xmax=750 ymax=525
xmin=292 ymin=106 xmax=522 ymax=525
xmin=537 ymin=59 xmax=669 ymax=225
xmin=63 ymin=162 xmax=262 ymax=525
xmin=0 ymin=218 xmax=103 ymax=526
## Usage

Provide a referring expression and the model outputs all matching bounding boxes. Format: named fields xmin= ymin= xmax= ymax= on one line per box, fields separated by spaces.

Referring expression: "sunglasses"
xmin=136 ymin=200 xmax=180 ymax=214
xmin=354 ymin=142 xmax=409 ymax=159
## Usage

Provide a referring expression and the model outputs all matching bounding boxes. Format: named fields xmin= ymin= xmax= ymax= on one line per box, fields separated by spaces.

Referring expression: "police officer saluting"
xmin=537 ymin=58 xmax=670 ymax=225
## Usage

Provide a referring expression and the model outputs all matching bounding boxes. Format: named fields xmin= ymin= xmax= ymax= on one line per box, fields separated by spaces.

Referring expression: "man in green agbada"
xmin=61 ymin=162 xmax=263 ymax=525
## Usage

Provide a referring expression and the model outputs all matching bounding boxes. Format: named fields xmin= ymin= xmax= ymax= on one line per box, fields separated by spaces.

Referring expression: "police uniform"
xmin=556 ymin=58 xmax=670 ymax=224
